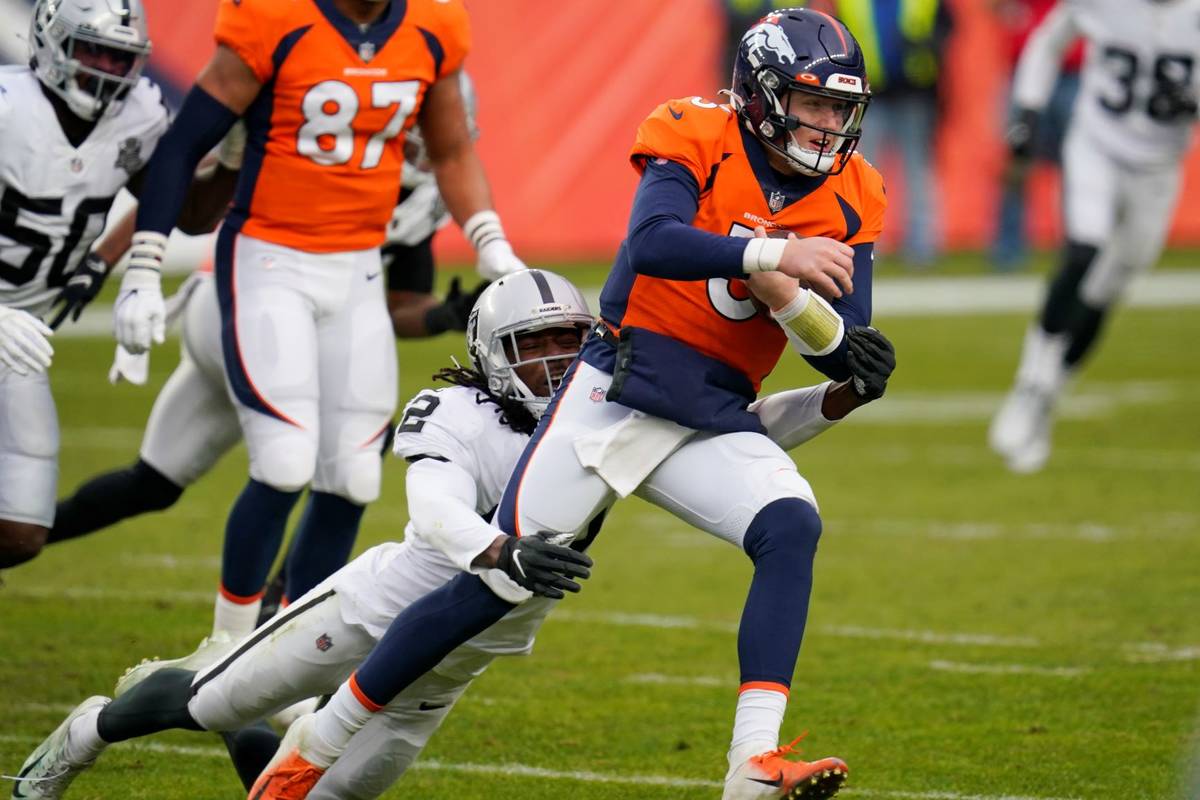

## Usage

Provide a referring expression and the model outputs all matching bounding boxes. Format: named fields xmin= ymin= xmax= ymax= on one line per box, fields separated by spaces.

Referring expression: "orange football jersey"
xmin=616 ymin=97 xmax=886 ymax=390
xmin=216 ymin=0 xmax=470 ymax=252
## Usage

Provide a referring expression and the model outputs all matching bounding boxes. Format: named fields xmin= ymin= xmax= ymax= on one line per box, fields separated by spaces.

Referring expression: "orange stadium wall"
xmin=143 ymin=0 xmax=1200 ymax=263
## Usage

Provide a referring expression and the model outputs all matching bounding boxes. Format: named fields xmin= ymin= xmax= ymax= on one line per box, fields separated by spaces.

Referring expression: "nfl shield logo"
xmin=768 ymin=191 xmax=786 ymax=213
xmin=589 ymin=386 xmax=605 ymax=403
xmin=315 ymin=633 xmax=333 ymax=652
xmin=358 ymin=41 xmax=376 ymax=62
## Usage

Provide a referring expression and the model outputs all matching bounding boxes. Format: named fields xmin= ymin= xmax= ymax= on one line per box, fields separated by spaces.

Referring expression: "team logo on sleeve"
xmin=114 ymin=137 xmax=143 ymax=176
xmin=744 ymin=22 xmax=797 ymax=68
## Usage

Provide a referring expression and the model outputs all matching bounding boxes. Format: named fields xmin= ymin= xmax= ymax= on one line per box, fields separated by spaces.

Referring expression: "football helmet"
xmin=403 ymin=70 xmax=478 ymax=182
xmin=467 ymin=269 xmax=593 ymax=417
xmin=29 ymin=0 xmax=151 ymax=121
xmin=728 ymin=8 xmax=869 ymax=176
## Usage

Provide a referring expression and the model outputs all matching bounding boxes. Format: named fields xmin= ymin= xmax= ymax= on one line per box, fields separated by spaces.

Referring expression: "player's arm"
xmin=752 ymin=357 xmax=893 ymax=451
xmin=624 ymin=159 xmax=854 ymax=296
xmin=116 ymin=45 xmax=261 ymax=354
xmin=1008 ymin=3 xmax=1081 ymax=161
xmin=420 ymin=69 xmax=523 ymax=281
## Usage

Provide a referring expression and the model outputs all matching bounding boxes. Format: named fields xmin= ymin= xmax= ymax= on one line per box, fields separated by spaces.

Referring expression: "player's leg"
xmin=214 ymin=230 xmax=321 ymax=636
xmin=637 ymin=432 xmax=845 ymax=799
xmin=1068 ymin=162 xmax=1182 ymax=368
xmin=989 ymin=129 xmax=1119 ymax=472
xmin=0 ymin=366 xmax=57 ymax=567
xmin=288 ymin=248 xmax=396 ymax=603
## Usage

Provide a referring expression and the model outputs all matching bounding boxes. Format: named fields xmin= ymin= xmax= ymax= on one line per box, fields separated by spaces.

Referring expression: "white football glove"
xmin=0 ymin=305 xmax=54 ymax=375
xmin=464 ymin=210 xmax=527 ymax=281
xmin=114 ymin=231 xmax=167 ymax=354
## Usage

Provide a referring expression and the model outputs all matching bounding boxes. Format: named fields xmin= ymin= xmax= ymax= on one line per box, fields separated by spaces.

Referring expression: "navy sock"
xmin=353 ymin=573 xmax=514 ymax=707
xmin=737 ymin=498 xmax=823 ymax=687
xmin=284 ymin=491 xmax=364 ymax=601
xmin=221 ymin=479 xmax=301 ymax=599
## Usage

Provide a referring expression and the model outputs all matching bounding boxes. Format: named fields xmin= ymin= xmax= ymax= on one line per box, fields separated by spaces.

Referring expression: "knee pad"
xmin=314 ymin=450 xmax=381 ymax=505
xmin=0 ymin=522 xmax=47 ymax=568
xmin=248 ymin=435 xmax=317 ymax=493
xmin=742 ymin=497 xmax=822 ymax=564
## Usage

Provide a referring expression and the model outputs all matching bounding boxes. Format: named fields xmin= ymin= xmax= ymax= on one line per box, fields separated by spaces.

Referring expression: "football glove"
xmin=495 ymin=532 xmax=593 ymax=600
xmin=48 ymin=251 xmax=108 ymax=329
xmin=846 ymin=325 xmax=896 ymax=401
xmin=1005 ymin=107 xmax=1039 ymax=164
xmin=465 ymin=211 xmax=527 ymax=280
xmin=114 ymin=232 xmax=167 ymax=354
xmin=424 ymin=277 xmax=489 ymax=334
xmin=0 ymin=305 xmax=54 ymax=375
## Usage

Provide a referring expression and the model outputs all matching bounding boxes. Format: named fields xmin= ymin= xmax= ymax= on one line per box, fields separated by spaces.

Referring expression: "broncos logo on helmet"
xmin=728 ymin=7 xmax=870 ymax=176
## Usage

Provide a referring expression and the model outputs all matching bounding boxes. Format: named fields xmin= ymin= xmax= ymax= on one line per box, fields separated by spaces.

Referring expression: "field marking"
xmin=928 ymin=660 xmax=1090 ymax=678
xmin=0 ymin=734 xmax=1081 ymax=800
xmin=6 ymin=587 xmax=1198 ymax=664
xmin=625 ymin=672 xmax=728 ymax=688
xmin=119 ymin=553 xmax=222 ymax=570
xmin=870 ymin=443 xmax=1200 ymax=473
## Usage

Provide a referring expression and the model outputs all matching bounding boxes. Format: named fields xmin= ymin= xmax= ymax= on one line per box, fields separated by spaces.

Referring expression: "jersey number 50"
xmin=298 ymin=80 xmax=420 ymax=169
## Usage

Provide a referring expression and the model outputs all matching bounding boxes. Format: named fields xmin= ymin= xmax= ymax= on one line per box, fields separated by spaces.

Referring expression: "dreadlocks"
xmin=432 ymin=364 xmax=538 ymax=436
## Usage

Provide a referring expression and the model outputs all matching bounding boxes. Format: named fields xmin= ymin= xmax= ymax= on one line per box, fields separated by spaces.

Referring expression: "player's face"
xmin=509 ymin=327 xmax=584 ymax=397
xmin=786 ymin=91 xmax=855 ymax=149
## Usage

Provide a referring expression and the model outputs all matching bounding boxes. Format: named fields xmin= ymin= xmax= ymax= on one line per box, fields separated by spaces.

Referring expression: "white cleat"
xmin=113 ymin=630 xmax=236 ymax=697
xmin=8 ymin=696 xmax=109 ymax=800
xmin=989 ymin=385 xmax=1053 ymax=474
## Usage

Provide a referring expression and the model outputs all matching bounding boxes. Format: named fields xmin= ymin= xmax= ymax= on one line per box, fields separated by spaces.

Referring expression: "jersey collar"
xmin=738 ymin=124 xmax=826 ymax=213
xmin=313 ymin=0 xmax=407 ymax=62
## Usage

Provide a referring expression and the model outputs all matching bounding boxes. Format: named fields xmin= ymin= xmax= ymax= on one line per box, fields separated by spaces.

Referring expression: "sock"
xmin=64 ymin=706 xmax=108 ymax=764
xmin=1013 ymin=324 xmax=1069 ymax=396
xmin=284 ymin=491 xmax=364 ymax=601
xmin=213 ymin=590 xmax=262 ymax=638
xmin=728 ymin=687 xmax=789 ymax=767
xmin=49 ymin=459 xmax=183 ymax=544
xmin=309 ymin=678 xmax=377 ymax=768
xmin=218 ymin=479 xmax=301 ymax=631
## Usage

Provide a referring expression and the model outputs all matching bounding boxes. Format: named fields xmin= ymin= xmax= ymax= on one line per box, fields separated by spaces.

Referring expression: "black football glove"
xmin=495 ymin=532 xmax=593 ymax=600
xmin=1005 ymin=106 xmax=1039 ymax=164
xmin=48 ymin=252 xmax=109 ymax=330
xmin=846 ymin=325 xmax=896 ymax=401
xmin=424 ymin=277 xmax=490 ymax=335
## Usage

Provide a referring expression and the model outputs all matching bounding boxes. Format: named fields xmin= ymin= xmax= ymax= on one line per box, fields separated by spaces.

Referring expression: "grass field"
xmin=2 ymin=255 xmax=1199 ymax=800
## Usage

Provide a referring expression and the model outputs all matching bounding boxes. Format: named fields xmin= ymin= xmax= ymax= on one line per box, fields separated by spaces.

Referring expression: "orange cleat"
xmin=246 ymin=714 xmax=326 ymax=800
xmin=722 ymin=736 xmax=848 ymax=800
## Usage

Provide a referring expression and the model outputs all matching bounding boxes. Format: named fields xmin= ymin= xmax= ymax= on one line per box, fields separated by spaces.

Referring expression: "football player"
xmin=109 ymin=0 xmax=527 ymax=640
xmin=0 ymin=0 xmax=234 ymax=570
xmin=251 ymin=9 xmax=896 ymax=800
xmin=11 ymin=263 xmax=889 ymax=800
xmin=989 ymin=0 xmax=1200 ymax=472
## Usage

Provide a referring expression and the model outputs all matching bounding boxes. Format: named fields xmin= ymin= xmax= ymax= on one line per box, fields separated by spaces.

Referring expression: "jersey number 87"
xmin=298 ymin=79 xmax=420 ymax=169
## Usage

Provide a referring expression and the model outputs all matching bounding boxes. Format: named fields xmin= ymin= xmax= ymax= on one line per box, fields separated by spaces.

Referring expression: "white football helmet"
xmin=29 ymin=0 xmax=152 ymax=121
xmin=468 ymin=269 xmax=593 ymax=417
xmin=402 ymin=71 xmax=478 ymax=185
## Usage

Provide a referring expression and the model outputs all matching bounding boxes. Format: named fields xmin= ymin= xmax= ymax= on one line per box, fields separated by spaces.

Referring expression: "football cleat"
xmin=114 ymin=629 xmax=235 ymax=697
xmin=246 ymin=713 xmax=326 ymax=800
xmin=988 ymin=384 xmax=1053 ymax=474
xmin=723 ymin=737 xmax=848 ymax=800
xmin=8 ymin=696 xmax=109 ymax=800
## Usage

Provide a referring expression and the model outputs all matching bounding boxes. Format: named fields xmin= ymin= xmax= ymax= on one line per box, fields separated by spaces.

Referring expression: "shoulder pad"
xmin=630 ymin=97 xmax=735 ymax=189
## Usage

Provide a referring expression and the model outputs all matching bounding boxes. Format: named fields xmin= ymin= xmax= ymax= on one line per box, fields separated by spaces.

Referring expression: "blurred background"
xmin=3 ymin=0 xmax=1200 ymax=269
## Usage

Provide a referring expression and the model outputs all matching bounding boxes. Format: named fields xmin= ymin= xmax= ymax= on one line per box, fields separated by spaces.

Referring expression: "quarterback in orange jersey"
xmin=241 ymin=9 xmax=897 ymax=800
xmin=107 ymin=0 xmax=527 ymax=646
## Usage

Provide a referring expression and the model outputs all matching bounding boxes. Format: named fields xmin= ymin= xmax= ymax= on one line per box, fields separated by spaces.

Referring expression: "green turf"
xmin=2 ymin=257 xmax=1199 ymax=799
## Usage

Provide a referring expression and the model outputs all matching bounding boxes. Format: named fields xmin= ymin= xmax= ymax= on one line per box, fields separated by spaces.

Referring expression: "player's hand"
xmin=476 ymin=238 xmax=526 ymax=281
xmin=114 ymin=231 xmax=167 ymax=354
xmin=746 ymin=227 xmax=801 ymax=310
xmin=0 ymin=305 xmax=54 ymax=375
xmin=424 ymin=277 xmax=489 ymax=335
xmin=776 ymin=235 xmax=854 ymax=300
xmin=48 ymin=251 xmax=109 ymax=330
xmin=495 ymin=532 xmax=593 ymax=600
xmin=845 ymin=325 xmax=896 ymax=401
xmin=1005 ymin=107 xmax=1039 ymax=164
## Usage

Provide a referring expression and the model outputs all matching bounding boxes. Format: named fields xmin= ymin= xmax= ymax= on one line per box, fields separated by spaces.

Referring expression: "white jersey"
xmin=334 ymin=385 xmax=554 ymax=655
xmin=0 ymin=67 xmax=168 ymax=315
xmin=1013 ymin=0 xmax=1200 ymax=167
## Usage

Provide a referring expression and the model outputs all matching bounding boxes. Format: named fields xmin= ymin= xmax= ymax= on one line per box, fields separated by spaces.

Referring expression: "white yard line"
xmin=624 ymin=672 xmax=728 ymax=688
xmin=0 ymin=734 xmax=1081 ymax=800
xmin=928 ymin=660 xmax=1090 ymax=678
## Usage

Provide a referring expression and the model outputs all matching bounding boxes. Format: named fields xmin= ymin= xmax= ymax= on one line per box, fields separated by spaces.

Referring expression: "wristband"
xmin=742 ymin=237 xmax=786 ymax=273
xmin=771 ymin=288 xmax=843 ymax=356
xmin=463 ymin=210 xmax=506 ymax=251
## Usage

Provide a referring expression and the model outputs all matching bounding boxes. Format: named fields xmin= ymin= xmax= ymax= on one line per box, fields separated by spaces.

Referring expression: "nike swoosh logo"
xmin=366 ymin=271 xmax=381 ymax=281
xmin=418 ymin=701 xmax=447 ymax=711
xmin=669 ymin=105 xmax=683 ymax=120
xmin=748 ymin=775 xmax=784 ymax=788
xmin=511 ymin=549 xmax=526 ymax=578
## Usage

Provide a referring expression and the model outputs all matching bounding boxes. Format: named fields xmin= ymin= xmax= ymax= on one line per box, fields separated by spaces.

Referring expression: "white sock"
xmin=728 ymin=688 xmax=788 ymax=768
xmin=310 ymin=680 xmax=377 ymax=767
xmin=212 ymin=591 xmax=261 ymax=638
xmin=1015 ymin=325 xmax=1069 ymax=396
xmin=65 ymin=707 xmax=108 ymax=764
